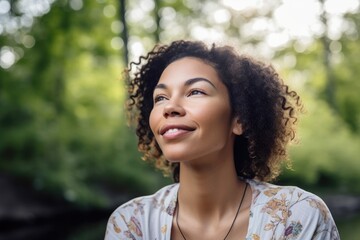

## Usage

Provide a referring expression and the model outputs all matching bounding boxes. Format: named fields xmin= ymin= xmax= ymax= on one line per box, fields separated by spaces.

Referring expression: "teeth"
xmin=166 ymin=128 xmax=179 ymax=134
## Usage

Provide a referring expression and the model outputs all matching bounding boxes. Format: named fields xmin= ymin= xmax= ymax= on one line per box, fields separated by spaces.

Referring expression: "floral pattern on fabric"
xmin=284 ymin=221 xmax=303 ymax=239
xmin=105 ymin=180 xmax=340 ymax=240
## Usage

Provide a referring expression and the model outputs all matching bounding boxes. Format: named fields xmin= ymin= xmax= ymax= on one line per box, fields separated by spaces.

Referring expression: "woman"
xmin=105 ymin=40 xmax=339 ymax=240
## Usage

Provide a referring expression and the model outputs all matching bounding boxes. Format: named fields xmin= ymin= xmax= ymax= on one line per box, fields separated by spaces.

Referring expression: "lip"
xmin=159 ymin=124 xmax=196 ymax=136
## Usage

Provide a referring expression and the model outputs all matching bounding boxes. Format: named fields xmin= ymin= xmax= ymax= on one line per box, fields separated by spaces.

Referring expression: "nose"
xmin=163 ymin=99 xmax=185 ymax=118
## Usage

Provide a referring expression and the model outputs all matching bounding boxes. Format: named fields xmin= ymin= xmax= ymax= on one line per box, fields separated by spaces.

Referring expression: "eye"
xmin=188 ymin=89 xmax=205 ymax=96
xmin=154 ymin=95 xmax=167 ymax=103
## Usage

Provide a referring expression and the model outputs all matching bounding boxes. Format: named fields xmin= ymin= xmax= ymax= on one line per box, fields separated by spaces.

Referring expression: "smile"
xmin=159 ymin=125 xmax=195 ymax=140
xmin=166 ymin=128 xmax=181 ymax=134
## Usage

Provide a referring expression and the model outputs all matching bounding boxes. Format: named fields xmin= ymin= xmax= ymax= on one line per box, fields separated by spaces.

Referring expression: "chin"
xmin=162 ymin=151 xmax=189 ymax=163
xmin=164 ymin=156 xmax=186 ymax=163
xmin=159 ymin=145 xmax=191 ymax=161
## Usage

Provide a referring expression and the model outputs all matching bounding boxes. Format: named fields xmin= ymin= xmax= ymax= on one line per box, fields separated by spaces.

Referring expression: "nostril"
xmin=163 ymin=103 xmax=185 ymax=117
xmin=170 ymin=111 xmax=180 ymax=116
xmin=164 ymin=110 xmax=180 ymax=117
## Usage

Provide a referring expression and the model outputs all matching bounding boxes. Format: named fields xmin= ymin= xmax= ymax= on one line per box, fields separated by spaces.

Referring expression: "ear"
xmin=232 ymin=117 xmax=243 ymax=135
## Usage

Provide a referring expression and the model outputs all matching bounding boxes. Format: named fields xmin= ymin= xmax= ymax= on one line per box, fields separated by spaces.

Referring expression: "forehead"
xmin=158 ymin=57 xmax=220 ymax=84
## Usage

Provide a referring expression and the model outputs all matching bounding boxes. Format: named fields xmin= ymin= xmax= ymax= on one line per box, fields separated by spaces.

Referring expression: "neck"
xmin=177 ymin=156 xmax=245 ymax=221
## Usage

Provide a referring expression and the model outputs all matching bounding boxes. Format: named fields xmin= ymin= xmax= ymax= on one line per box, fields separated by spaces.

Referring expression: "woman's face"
xmin=149 ymin=57 xmax=242 ymax=163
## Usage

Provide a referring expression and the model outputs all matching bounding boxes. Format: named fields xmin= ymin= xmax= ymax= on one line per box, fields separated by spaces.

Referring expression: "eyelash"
xmin=188 ymin=89 xmax=205 ymax=96
xmin=154 ymin=95 xmax=167 ymax=103
xmin=153 ymin=89 xmax=206 ymax=103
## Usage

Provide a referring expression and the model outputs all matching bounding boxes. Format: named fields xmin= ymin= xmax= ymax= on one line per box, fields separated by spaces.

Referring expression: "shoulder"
xmin=247 ymin=179 xmax=340 ymax=239
xmin=115 ymin=183 xmax=178 ymax=214
xmin=104 ymin=184 xmax=179 ymax=240
xmin=248 ymin=179 xmax=328 ymax=215
xmin=248 ymin=179 xmax=322 ymax=205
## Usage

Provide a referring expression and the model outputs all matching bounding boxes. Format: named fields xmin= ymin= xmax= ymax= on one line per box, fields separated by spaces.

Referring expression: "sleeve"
xmin=104 ymin=205 xmax=144 ymax=240
xmin=285 ymin=194 xmax=340 ymax=240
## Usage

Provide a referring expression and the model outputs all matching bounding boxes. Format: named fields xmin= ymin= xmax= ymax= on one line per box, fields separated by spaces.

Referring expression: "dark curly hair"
xmin=126 ymin=40 xmax=302 ymax=182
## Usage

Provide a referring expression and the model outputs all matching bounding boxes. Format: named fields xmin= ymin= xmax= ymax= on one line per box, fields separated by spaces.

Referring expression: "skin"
xmin=149 ymin=57 xmax=252 ymax=239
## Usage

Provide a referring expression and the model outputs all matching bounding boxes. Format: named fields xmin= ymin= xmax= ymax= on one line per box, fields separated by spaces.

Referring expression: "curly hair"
xmin=126 ymin=40 xmax=302 ymax=182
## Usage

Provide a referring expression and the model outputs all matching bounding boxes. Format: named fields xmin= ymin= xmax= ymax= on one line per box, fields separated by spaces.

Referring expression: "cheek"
xmin=149 ymin=108 xmax=160 ymax=135
xmin=198 ymin=102 xmax=231 ymax=123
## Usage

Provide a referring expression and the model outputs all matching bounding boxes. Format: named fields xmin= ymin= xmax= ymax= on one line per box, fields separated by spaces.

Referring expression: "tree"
xmin=0 ymin=0 xmax=167 ymax=206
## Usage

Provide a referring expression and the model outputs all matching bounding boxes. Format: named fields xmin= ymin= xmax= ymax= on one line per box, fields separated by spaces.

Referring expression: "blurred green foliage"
xmin=0 ymin=0 xmax=359 ymax=208
xmin=0 ymin=0 xmax=168 ymax=207
xmin=281 ymin=93 xmax=360 ymax=192
xmin=337 ymin=215 xmax=360 ymax=239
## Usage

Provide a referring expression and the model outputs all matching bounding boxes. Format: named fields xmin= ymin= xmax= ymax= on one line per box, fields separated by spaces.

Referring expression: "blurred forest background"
xmin=0 ymin=0 xmax=360 ymax=239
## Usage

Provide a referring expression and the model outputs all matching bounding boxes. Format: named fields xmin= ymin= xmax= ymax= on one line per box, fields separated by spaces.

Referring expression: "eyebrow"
xmin=154 ymin=77 xmax=216 ymax=90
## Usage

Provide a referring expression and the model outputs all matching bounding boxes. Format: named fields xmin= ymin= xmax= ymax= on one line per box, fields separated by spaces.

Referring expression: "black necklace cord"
xmin=176 ymin=183 xmax=248 ymax=240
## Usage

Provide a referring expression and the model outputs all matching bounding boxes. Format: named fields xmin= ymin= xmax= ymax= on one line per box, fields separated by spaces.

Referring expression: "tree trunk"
xmin=154 ymin=0 xmax=161 ymax=43
xmin=320 ymin=0 xmax=337 ymax=111
xmin=119 ymin=0 xmax=129 ymax=66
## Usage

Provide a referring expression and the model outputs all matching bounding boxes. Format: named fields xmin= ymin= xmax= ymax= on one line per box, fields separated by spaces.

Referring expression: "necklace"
xmin=176 ymin=183 xmax=248 ymax=240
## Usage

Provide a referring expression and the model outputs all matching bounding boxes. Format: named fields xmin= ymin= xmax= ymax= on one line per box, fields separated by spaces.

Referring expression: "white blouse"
xmin=104 ymin=179 xmax=340 ymax=240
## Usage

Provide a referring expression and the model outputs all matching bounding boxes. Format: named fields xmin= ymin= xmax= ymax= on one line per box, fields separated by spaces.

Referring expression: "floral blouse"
xmin=104 ymin=180 xmax=340 ymax=239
